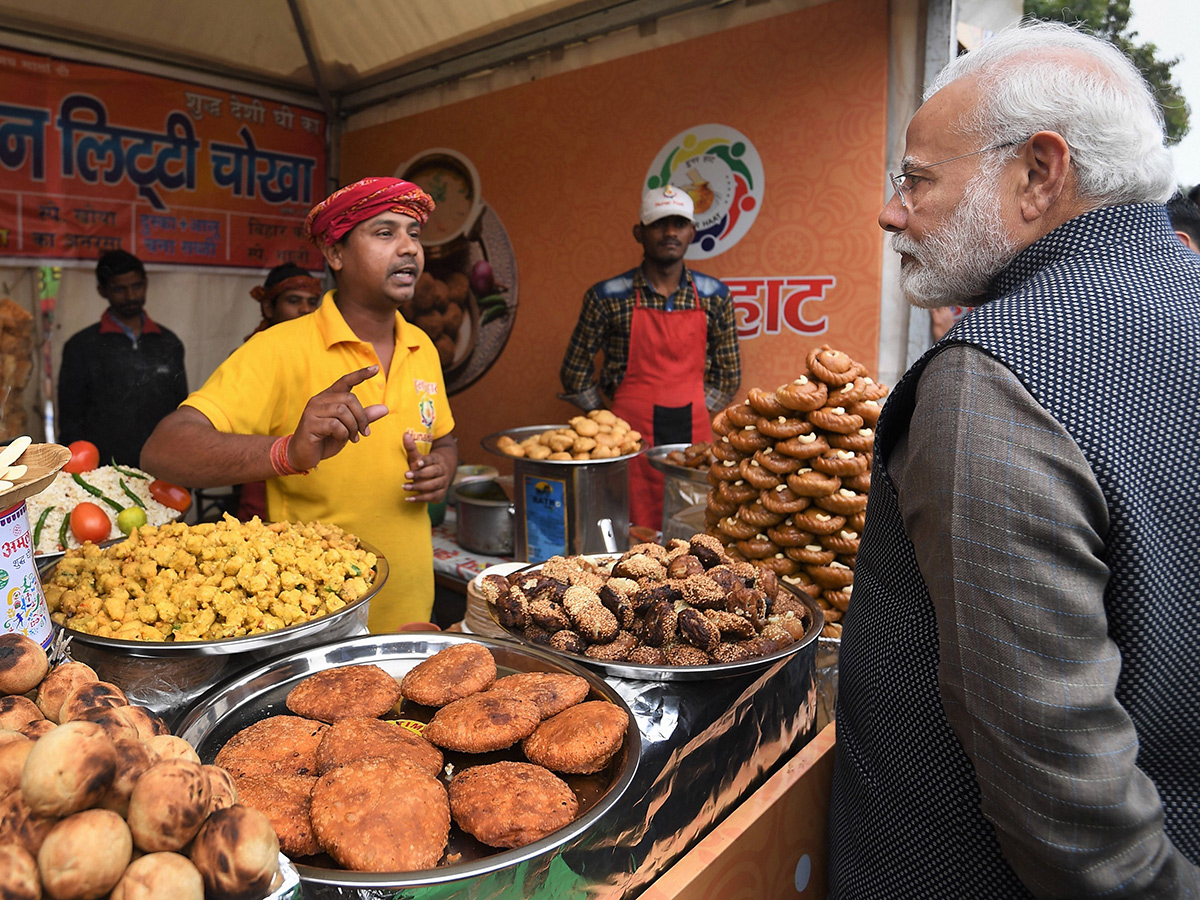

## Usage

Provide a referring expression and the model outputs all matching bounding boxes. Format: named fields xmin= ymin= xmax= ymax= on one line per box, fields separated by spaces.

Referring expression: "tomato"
xmin=63 ymin=440 xmax=99 ymax=474
xmin=148 ymin=479 xmax=192 ymax=513
xmin=70 ymin=502 xmax=112 ymax=544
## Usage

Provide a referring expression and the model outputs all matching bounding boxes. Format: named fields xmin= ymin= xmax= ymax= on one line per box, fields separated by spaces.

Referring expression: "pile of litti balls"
xmin=0 ymin=633 xmax=283 ymax=900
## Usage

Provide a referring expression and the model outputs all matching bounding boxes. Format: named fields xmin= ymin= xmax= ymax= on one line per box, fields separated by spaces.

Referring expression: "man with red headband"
xmin=233 ymin=262 xmax=323 ymax=521
xmin=247 ymin=262 xmax=322 ymax=338
xmin=142 ymin=177 xmax=458 ymax=631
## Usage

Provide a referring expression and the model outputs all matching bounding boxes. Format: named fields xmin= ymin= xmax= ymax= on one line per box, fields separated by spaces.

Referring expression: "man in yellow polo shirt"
xmin=141 ymin=177 xmax=457 ymax=631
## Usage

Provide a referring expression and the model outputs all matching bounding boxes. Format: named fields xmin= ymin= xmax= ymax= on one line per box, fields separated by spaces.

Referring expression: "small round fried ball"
xmin=35 ymin=663 xmax=97 ymax=724
xmin=98 ymin=737 xmax=155 ymax=818
xmin=20 ymin=720 xmax=116 ymax=817
xmin=145 ymin=733 xmax=201 ymax=764
xmin=126 ymin=759 xmax=210 ymax=853
xmin=111 ymin=705 xmax=170 ymax=741
xmin=201 ymin=764 xmax=238 ymax=814
xmin=37 ymin=808 xmax=132 ymax=900
xmin=58 ymin=681 xmax=127 ymax=724
xmin=0 ymin=843 xmax=41 ymax=900
xmin=189 ymin=805 xmax=280 ymax=900
xmin=110 ymin=852 xmax=204 ymax=900
xmin=0 ymin=633 xmax=49 ymax=695
xmin=0 ymin=735 xmax=34 ymax=798
xmin=0 ymin=695 xmax=42 ymax=731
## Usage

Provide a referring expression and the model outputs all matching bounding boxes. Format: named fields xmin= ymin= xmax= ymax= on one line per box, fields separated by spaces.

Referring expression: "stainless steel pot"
xmin=453 ymin=480 xmax=513 ymax=555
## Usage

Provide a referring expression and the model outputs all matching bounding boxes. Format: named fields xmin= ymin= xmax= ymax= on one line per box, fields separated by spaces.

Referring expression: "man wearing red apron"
xmin=559 ymin=186 xmax=741 ymax=530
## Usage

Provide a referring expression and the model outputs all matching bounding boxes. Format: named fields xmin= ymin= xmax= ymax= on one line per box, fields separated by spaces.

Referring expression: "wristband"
xmin=270 ymin=434 xmax=310 ymax=477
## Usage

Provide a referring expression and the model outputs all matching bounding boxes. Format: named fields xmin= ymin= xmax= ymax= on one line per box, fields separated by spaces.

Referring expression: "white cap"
xmin=640 ymin=184 xmax=695 ymax=225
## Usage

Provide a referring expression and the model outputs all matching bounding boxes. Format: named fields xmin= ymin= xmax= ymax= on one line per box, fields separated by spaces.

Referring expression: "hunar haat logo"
xmin=645 ymin=124 xmax=765 ymax=260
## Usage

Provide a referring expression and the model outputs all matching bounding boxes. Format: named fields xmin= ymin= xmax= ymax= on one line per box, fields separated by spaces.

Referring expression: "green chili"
xmin=111 ymin=460 xmax=149 ymax=479
xmin=33 ymin=506 xmax=53 ymax=547
xmin=71 ymin=473 xmax=124 ymax=512
xmin=476 ymin=293 xmax=507 ymax=309
xmin=119 ymin=479 xmax=146 ymax=509
xmin=480 ymin=305 xmax=509 ymax=326
xmin=349 ymin=563 xmax=361 ymax=576
xmin=58 ymin=512 xmax=70 ymax=549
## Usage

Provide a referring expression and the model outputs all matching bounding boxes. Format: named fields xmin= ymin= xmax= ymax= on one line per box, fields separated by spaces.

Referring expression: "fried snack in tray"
xmin=705 ymin=346 xmax=889 ymax=640
xmin=42 ymin=514 xmax=376 ymax=642
xmin=423 ymin=693 xmax=541 ymax=753
xmin=234 ymin=773 xmax=321 ymax=857
xmin=487 ymin=672 xmax=590 ymax=720
xmin=480 ymin=533 xmax=812 ymax=665
xmin=315 ymin=716 xmax=444 ymax=777
xmin=496 ymin=409 xmax=643 ymax=461
xmin=310 ymin=757 xmax=450 ymax=872
xmin=213 ymin=715 xmax=327 ymax=779
xmin=285 ymin=664 xmax=402 ymax=723
xmin=449 ymin=761 xmax=579 ymax=849
xmin=401 ymin=641 xmax=496 ymax=707
xmin=521 ymin=701 xmax=629 ymax=775
xmin=205 ymin=641 xmax=621 ymax=874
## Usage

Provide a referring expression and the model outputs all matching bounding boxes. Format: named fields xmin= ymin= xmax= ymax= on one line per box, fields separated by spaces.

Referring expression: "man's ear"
xmin=320 ymin=240 xmax=344 ymax=273
xmin=1017 ymin=130 xmax=1072 ymax=223
xmin=632 ymin=223 xmax=644 ymax=243
xmin=1175 ymin=230 xmax=1200 ymax=253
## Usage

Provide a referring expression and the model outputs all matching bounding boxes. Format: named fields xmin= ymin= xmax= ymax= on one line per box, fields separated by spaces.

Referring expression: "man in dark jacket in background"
xmin=57 ymin=250 xmax=188 ymax=466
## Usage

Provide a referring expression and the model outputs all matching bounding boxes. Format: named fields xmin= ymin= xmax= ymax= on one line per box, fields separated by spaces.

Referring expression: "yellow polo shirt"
xmin=182 ymin=292 xmax=455 ymax=631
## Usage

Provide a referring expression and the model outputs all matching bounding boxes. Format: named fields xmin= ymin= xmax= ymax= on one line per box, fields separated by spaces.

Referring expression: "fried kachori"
xmin=213 ymin=715 xmax=327 ymax=778
xmin=315 ymin=717 xmax=443 ymax=777
xmin=487 ymin=672 xmax=591 ymax=720
xmin=423 ymin=693 xmax=540 ymax=753
xmin=522 ymin=701 xmax=629 ymax=774
xmin=400 ymin=642 xmax=496 ymax=707
xmin=233 ymin=773 xmax=320 ymax=857
xmin=310 ymin=757 xmax=449 ymax=872
xmin=448 ymin=761 xmax=579 ymax=849
xmin=285 ymin=664 xmax=402 ymax=723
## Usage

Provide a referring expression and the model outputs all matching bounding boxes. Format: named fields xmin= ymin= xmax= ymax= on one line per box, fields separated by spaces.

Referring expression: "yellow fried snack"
xmin=43 ymin=514 xmax=376 ymax=641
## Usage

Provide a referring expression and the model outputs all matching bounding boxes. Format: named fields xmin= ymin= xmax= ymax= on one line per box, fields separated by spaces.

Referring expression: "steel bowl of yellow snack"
xmin=38 ymin=515 xmax=387 ymax=725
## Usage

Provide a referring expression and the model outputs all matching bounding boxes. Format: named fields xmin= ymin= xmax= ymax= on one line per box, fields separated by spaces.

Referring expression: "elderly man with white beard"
xmin=828 ymin=21 xmax=1200 ymax=900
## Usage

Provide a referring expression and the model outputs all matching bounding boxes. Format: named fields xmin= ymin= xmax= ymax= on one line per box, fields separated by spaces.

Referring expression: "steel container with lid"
xmin=483 ymin=427 xmax=641 ymax=562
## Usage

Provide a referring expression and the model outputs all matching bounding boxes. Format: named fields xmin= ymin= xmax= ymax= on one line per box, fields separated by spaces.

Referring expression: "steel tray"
xmin=175 ymin=632 xmax=640 ymax=891
xmin=482 ymin=425 xmax=644 ymax=466
xmin=643 ymin=443 xmax=711 ymax=485
xmin=484 ymin=556 xmax=824 ymax=681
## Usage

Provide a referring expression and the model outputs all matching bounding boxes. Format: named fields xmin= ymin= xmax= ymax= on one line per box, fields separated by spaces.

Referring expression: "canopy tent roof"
xmin=0 ymin=0 xmax=719 ymax=117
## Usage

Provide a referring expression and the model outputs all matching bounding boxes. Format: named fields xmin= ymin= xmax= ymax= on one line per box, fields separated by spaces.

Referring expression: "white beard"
xmin=892 ymin=165 xmax=1021 ymax=309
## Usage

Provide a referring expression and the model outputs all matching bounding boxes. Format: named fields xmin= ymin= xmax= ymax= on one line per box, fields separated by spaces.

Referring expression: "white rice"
xmin=26 ymin=466 xmax=179 ymax=555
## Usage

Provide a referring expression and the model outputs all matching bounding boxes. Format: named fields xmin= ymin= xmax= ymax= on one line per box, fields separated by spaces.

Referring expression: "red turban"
xmin=250 ymin=274 xmax=322 ymax=303
xmin=304 ymin=177 xmax=436 ymax=246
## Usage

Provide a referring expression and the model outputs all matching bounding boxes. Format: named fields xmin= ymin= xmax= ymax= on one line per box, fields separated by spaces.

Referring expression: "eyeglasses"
xmin=889 ymin=140 xmax=1025 ymax=209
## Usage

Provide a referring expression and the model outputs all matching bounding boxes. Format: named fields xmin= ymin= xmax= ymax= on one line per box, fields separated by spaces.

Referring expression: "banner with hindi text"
xmin=0 ymin=46 xmax=326 ymax=270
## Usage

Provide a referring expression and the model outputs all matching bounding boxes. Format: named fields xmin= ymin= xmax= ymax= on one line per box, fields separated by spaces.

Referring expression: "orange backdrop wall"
xmin=340 ymin=0 xmax=889 ymax=466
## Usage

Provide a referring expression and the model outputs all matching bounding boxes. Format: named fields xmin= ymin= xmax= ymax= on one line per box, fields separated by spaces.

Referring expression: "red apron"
xmin=612 ymin=281 xmax=711 ymax=530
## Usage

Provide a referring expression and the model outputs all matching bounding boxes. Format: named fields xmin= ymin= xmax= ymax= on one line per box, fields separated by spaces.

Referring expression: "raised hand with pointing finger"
xmin=288 ymin=365 xmax=390 ymax=472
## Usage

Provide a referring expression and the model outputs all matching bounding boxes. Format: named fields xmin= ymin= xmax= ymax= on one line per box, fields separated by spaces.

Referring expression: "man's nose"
xmin=879 ymin=193 xmax=906 ymax=233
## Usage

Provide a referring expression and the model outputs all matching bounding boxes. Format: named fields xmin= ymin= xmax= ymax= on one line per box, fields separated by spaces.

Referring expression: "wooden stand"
xmin=640 ymin=723 xmax=836 ymax=899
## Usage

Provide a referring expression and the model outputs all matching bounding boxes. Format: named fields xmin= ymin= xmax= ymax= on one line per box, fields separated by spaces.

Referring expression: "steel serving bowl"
xmin=45 ymin=542 xmax=387 ymax=724
xmin=643 ymin=442 xmax=711 ymax=485
xmin=484 ymin=555 xmax=824 ymax=681
xmin=175 ymin=632 xmax=640 ymax=891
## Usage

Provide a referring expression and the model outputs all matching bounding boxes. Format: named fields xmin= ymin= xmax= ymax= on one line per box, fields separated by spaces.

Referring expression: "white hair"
xmin=926 ymin=21 xmax=1175 ymax=204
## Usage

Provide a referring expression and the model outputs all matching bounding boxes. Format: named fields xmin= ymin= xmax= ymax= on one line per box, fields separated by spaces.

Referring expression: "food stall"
xmin=0 ymin=0 xmax=1021 ymax=895
xmin=2 ymin=436 xmax=826 ymax=898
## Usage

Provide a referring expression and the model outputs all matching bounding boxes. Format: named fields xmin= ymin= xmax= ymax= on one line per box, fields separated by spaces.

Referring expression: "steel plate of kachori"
xmin=174 ymin=633 xmax=639 ymax=891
